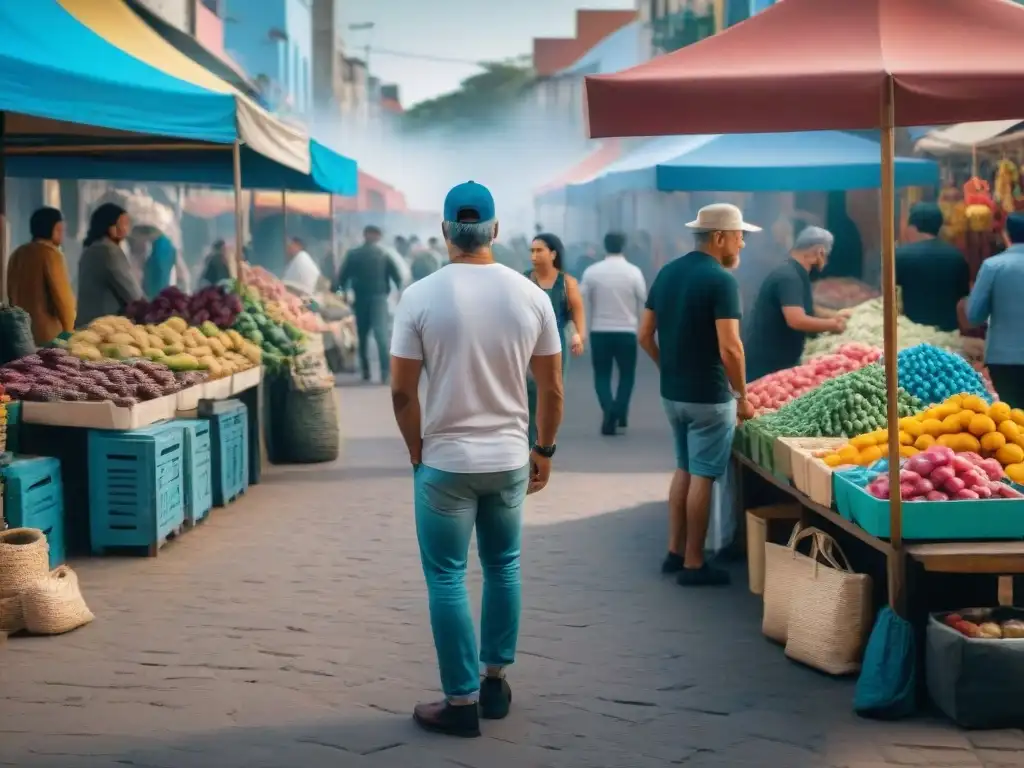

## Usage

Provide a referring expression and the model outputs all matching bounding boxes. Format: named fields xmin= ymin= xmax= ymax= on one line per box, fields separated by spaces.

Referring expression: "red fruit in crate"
xmin=944 ymin=613 xmax=963 ymax=627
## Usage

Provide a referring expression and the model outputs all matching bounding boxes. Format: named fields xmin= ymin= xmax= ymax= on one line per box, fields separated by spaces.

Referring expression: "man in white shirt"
xmin=390 ymin=181 xmax=564 ymax=738
xmin=282 ymin=236 xmax=322 ymax=296
xmin=581 ymin=232 xmax=647 ymax=436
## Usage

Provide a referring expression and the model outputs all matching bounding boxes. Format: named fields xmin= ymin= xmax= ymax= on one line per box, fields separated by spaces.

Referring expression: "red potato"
xmin=943 ymin=476 xmax=967 ymax=495
xmin=926 ymin=490 xmax=950 ymax=501
xmin=904 ymin=455 xmax=934 ymax=477
xmin=979 ymin=458 xmax=1004 ymax=481
xmin=913 ymin=478 xmax=934 ymax=496
xmin=974 ymin=485 xmax=993 ymax=499
xmin=954 ymin=488 xmax=981 ymax=500
xmin=960 ymin=452 xmax=985 ymax=466
xmin=951 ymin=455 xmax=976 ymax=474
xmin=926 ymin=446 xmax=955 ymax=466
xmin=997 ymin=484 xmax=1023 ymax=498
xmin=899 ymin=469 xmax=923 ymax=485
xmin=930 ymin=465 xmax=956 ymax=486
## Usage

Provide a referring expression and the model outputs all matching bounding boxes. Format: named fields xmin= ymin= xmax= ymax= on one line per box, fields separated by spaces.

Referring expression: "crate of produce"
xmin=833 ymin=470 xmax=1024 ymax=540
xmin=927 ymin=609 xmax=1024 ymax=729
xmin=774 ymin=437 xmax=846 ymax=481
xmin=87 ymin=425 xmax=185 ymax=556
xmin=202 ymin=401 xmax=249 ymax=506
xmin=175 ymin=419 xmax=213 ymax=526
xmin=23 ymin=395 xmax=177 ymax=431
xmin=2 ymin=456 xmax=65 ymax=568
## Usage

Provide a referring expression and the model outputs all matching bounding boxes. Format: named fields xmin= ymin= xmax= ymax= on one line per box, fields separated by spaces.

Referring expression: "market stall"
xmin=584 ymin=0 xmax=1024 ymax=727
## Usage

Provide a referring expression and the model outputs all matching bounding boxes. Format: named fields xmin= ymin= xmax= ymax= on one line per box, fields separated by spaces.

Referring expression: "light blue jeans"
xmin=414 ymin=463 xmax=529 ymax=698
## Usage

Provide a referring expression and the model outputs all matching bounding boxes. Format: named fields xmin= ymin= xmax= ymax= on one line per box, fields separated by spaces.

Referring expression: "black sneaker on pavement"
xmin=601 ymin=411 xmax=617 ymax=436
xmin=661 ymin=552 xmax=685 ymax=574
xmin=618 ymin=413 xmax=628 ymax=429
xmin=479 ymin=676 xmax=512 ymax=720
xmin=676 ymin=563 xmax=731 ymax=587
xmin=413 ymin=700 xmax=481 ymax=737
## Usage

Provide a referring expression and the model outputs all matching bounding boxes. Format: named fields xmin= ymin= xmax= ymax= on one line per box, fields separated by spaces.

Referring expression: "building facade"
xmin=134 ymin=0 xmax=191 ymax=31
xmin=223 ymin=0 xmax=314 ymax=120
xmin=311 ymin=0 xmax=345 ymax=112
xmin=638 ymin=0 xmax=776 ymax=55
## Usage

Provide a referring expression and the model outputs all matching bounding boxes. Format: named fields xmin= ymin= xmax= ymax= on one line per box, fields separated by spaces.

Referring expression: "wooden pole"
xmin=281 ymin=189 xmax=287 ymax=257
xmin=0 ymin=112 xmax=7 ymax=304
xmin=880 ymin=76 xmax=905 ymax=615
xmin=232 ymin=140 xmax=245 ymax=282
xmin=329 ymin=193 xmax=338 ymax=273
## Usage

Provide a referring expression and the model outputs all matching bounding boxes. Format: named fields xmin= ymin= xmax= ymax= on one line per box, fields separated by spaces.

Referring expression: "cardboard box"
xmin=175 ymin=385 xmax=202 ymax=412
xmin=21 ymin=394 xmax=177 ymax=431
xmin=202 ymin=377 xmax=232 ymax=401
xmin=230 ymin=366 xmax=262 ymax=395
xmin=775 ymin=437 xmax=846 ymax=481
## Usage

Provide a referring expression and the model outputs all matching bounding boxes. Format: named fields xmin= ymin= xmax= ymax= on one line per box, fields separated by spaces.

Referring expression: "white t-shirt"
xmin=282 ymin=250 xmax=321 ymax=296
xmin=390 ymin=262 xmax=562 ymax=473
xmin=581 ymin=255 xmax=647 ymax=333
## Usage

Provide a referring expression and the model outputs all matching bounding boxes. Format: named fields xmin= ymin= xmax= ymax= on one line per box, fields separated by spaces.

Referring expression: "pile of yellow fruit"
xmin=822 ymin=394 xmax=1024 ymax=484
xmin=68 ymin=316 xmax=262 ymax=380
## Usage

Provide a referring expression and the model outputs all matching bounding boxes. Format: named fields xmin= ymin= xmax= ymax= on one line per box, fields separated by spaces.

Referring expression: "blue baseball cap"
xmin=444 ymin=181 xmax=495 ymax=223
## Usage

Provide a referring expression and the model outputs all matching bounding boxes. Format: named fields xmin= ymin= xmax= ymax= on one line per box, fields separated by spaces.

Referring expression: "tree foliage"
xmin=401 ymin=59 xmax=534 ymax=131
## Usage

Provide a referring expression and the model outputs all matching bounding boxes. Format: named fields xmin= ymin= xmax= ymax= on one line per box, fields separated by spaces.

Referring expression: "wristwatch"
xmin=533 ymin=443 xmax=557 ymax=458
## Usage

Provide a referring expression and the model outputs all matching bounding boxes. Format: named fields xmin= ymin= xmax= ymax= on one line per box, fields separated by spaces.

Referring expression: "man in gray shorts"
xmin=639 ymin=203 xmax=757 ymax=587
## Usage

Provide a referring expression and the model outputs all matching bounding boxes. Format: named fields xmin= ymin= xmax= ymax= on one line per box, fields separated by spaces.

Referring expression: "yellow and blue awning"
xmin=0 ymin=0 xmax=356 ymax=195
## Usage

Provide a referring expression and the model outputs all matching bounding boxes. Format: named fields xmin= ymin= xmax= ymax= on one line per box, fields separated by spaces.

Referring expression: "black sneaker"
xmin=601 ymin=411 xmax=617 ymax=436
xmin=413 ymin=700 xmax=481 ymax=738
xmin=479 ymin=676 xmax=512 ymax=720
xmin=661 ymin=552 xmax=685 ymax=574
xmin=618 ymin=413 xmax=628 ymax=429
xmin=676 ymin=563 xmax=731 ymax=587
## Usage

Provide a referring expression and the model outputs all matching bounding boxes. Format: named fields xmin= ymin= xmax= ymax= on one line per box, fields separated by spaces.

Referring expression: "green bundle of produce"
xmin=232 ymin=292 xmax=306 ymax=374
xmin=751 ymin=363 xmax=922 ymax=438
xmin=801 ymin=297 xmax=963 ymax=361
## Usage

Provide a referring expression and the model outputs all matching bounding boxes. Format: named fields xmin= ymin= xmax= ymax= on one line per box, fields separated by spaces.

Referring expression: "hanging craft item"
xmin=938 ymin=185 xmax=968 ymax=247
xmin=994 ymin=159 xmax=1019 ymax=214
xmin=963 ymin=176 xmax=1003 ymax=233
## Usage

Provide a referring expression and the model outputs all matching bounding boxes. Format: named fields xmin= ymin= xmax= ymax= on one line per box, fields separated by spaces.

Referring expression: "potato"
xmin=979 ymin=622 xmax=1003 ymax=639
xmin=1001 ymin=620 xmax=1024 ymax=639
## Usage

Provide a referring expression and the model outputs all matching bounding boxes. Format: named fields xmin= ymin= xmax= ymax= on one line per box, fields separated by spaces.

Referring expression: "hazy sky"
xmin=341 ymin=0 xmax=634 ymax=108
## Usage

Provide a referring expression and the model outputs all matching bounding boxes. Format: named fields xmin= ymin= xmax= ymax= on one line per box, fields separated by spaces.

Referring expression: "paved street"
xmin=1 ymin=357 xmax=1022 ymax=768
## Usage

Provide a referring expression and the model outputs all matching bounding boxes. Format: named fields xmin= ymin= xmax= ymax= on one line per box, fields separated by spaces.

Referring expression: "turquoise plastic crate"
xmin=833 ymin=470 xmax=1024 ymax=541
xmin=3 ymin=456 xmax=65 ymax=568
xmin=175 ymin=419 xmax=213 ymax=526
xmin=205 ymin=402 xmax=249 ymax=506
xmin=87 ymin=425 xmax=185 ymax=556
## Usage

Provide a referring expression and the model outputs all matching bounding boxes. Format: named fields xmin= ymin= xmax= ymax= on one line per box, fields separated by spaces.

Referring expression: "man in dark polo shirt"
xmin=745 ymin=226 xmax=847 ymax=381
xmin=640 ymin=203 xmax=757 ymax=587
xmin=896 ymin=203 xmax=970 ymax=332
xmin=335 ymin=225 xmax=404 ymax=383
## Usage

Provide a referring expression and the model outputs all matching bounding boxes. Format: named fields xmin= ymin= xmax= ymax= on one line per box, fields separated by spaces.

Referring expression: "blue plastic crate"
xmin=3 ymin=456 xmax=65 ymax=568
xmin=204 ymin=402 xmax=249 ymax=506
xmin=175 ymin=419 xmax=213 ymax=526
xmin=833 ymin=469 xmax=1024 ymax=541
xmin=87 ymin=425 xmax=185 ymax=556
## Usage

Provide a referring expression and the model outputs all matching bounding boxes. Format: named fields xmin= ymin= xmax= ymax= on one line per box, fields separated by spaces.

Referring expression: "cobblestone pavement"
xmin=1 ymin=358 xmax=1022 ymax=768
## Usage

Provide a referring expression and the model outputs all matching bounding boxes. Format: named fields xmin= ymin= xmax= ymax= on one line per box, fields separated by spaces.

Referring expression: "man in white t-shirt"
xmin=581 ymin=231 xmax=648 ymax=435
xmin=282 ymin=236 xmax=322 ymax=296
xmin=390 ymin=181 xmax=564 ymax=738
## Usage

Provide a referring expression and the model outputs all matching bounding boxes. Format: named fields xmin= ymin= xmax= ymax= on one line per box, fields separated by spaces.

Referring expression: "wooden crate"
xmin=774 ymin=437 xmax=846 ymax=481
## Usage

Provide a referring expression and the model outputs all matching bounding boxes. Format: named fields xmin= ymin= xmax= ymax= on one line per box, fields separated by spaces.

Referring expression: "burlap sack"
xmin=22 ymin=566 xmax=94 ymax=636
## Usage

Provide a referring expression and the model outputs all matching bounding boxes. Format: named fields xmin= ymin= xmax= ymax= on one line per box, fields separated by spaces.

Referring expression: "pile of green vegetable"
xmin=801 ymin=297 xmax=964 ymax=361
xmin=232 ymin=290 xmax=306 ymax=374
xmin=750 ymin=363 xmax=922 ymax=438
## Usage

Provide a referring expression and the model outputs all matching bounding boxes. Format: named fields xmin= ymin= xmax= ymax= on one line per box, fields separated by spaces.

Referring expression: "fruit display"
xmin=863 ymin=445 xmax=1022 ymax=501
xmin=233 ymin=289 xmax=306 ymax=374
xmin=125 ymin=285 xmax=242 ymax=329
xmin=822 ymin=394 xmax=1024 ymax=475
xmin=812 ymin=277 xmax=880 ymax=311
xmin=896 ymin=344 xmax=991 ymax=406
xmin=748 ymin=343 xmax=880 ymax=414
xmin=239 ymin=263 xmax=327 ymax=333
xmin=0 ymin=348 xmax=203 ymax=406
xmin=801 ymin=297 xmax=963 ymax=361
xmin=66 ymin=315 xmax=261 ymax=380
xmin=943 ymin=610 xmax=1024 ymax=639
xmin=750 ymin=364 xmax=922 ymax=439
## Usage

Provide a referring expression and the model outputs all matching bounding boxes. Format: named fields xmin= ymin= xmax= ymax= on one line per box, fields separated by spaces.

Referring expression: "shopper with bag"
xmin=640 ymin=203 xmax=758 ymax=587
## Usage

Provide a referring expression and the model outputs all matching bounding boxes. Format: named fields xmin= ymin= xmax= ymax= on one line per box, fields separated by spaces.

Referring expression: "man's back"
xmin=971 ymin=248 xmax=1024 ymax=364
xmin=339 ymin=243 xmax=399 ymax=300
xmin=646 ymin=251 xmax=740 ymax=404
xmin=895 ymin=238 xmax=968 ymax=331
xmin=582 ymin=256 xmax=646 ymax=333
xmin=390 ymin=263 xmax=560 ymax=473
